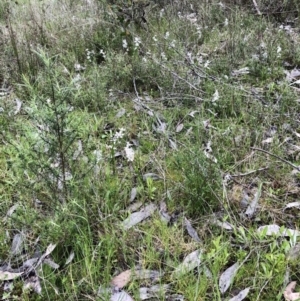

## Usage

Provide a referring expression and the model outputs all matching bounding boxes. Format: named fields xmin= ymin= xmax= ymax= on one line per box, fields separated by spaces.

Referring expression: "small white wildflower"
xmin=113 ymin=128 xmax=126 ymax=143
xmin=99 ymin=49 xmax=106 ymax=58
xmin=72 ymin=74 xmax=82 ymax=89
xmin=169 ymin=40 xmax=176 ymax=48
xmin=159 ymin=9 xmax=164 ymax=17
xmin=212 ymin=90 xmax=219 ymax=103
xmin=153 ymin=35 xmax=158 ymax=42
xmin=196 ymin=55 xmax=203 ymax=64
xmin=142 ymin=57 xmax=147 ymax=63
xmin=134 ymin=36 xmax=141 ymax=50
xmin=187 ymin=52 xmax=193 ymax=61
xmin=164 ymin=31 xmax=170 ymax=39
xmin=161 ymin=52 xmax=167 ymax=61
xmin=196 ymin=25 xmax=202 ymax=37
xmin=122 ymin=39 xmax=128 ymax=49
xmin=277 ymin=45 xmax=281 ymax=54
xmin=124 ymin=142 xmax=135 ymax=162
xmin=224 ymin=18 xmax=228 ymax=26
xmin=204 ymin=60 xmax=211 ymax=69
xmin=186 ymin=13 xmax=197 ymax=23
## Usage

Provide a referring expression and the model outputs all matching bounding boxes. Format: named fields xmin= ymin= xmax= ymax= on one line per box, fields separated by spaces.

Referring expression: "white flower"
xmin=224 ymin=18 xmax=228 ymax=26
xmin=124 ymin=142 xmax=135 ymax=162
xmin=161 ymin=52 xmax=167 ymax=61
xmin=277 ymin=45 xmax=281 ymax=55
xmin=204 ymin=60 xmax=211 ymax=69
xmin=212 ymin=90 xmax=219 ymax=102
xmin=112 ymin=128 xmax=125 ymax=143
xmin=134 ymin=36 xmax=141 ymax=50
xmin=169 ymin=40 xmax=176 ymax=48
xmin=122 ymin=39 xmax=128 ymax=49
xmin=99 ymin=49 xmax=106 ymax=58
xmin=153 ymin=35 xmax=158 ymax=42
xmin=164 ymin=32 xmax=170 ymax=39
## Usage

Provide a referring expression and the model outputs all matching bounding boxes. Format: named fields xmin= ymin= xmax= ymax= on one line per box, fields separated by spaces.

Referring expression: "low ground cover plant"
xmin=1 ymin=0 xmax=300 ymax=300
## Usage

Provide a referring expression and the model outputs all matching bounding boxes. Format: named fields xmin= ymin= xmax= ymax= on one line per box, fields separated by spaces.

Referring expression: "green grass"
xmin=1 ymin=0 xmax=300 ymax=300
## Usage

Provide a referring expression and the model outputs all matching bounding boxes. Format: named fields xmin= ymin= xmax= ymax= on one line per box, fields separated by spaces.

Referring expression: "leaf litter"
xmin=176 ymin=123 xmax=184 ymax=133
xmin=0 ymin=242 xmax=57 ymax=295
xmin=172 ymin=249 xmax=202 ymax=278
xmin=139 ymin=284 xmax=170 ymax=300
xmin=257 ymin=224 xmax=300 ymax=237
xmin=184 ymin=217 xmax=201 ymax=242
xmin=244 ymin=182 xmax=262 ymax=218
xmin=121 ymin=203 xmax=157 ymax=230
xmin=228 ymin=287 xmax=250 ymax=301
xmin=284 ymin=282 xmax=300 ymax=301
xmin=219 ymin=262 xmax=240 ymax=294
xmin=284 ymin=202 xmax=300 ymax=210
xmin=11 ymin=233 xmax=25 ymax=256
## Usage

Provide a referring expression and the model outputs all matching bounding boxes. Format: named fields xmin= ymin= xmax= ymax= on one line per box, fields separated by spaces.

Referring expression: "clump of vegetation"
xmin=1 ymin=0 xmax=300 ymax=300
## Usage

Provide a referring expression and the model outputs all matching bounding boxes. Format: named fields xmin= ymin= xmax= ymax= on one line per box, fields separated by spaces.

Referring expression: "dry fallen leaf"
xmin=284 ymin=202 xmax=300 ymax=210
xmin=231 ymin=67 xmax=250 ymax=76
xmin=172 ymin=249 xmax=202 ymax=278
xmin=111 ymin=290 xmax=134 ymax=301
xmin=176 ymin=123 xmax=184 ymax=133
xmin=262 ymin=137 xmax=273 ymax=144
xmin=184 ymin=218 xmax=201 ymax=242
xmin=125 ymin=201 xmax=144 ymax=213
xmin=212 ymin=219 xmax=234 ymax=231
xmin=134 ymin=269 xmax=163 ymax=282
xmin=142 ymin=173 xmax=161 ymax=181
xmin=228 ymin=287 xmax=250 ymax=301
xmin=0 ymin=271 xmax=23 ymax=281
xmin=287 ymin=244 xmax=300 ymax=261
xmin=65 ymin=251 xmax=75 ymax=266
xmin=121 ymin=203 xmax=157 ymax=230
xmin=111 ymin=270 xmax=132 ymax=289
xmin=44 ymin=258 xmax=59 ymax=269
xmin=23 ymin=273 xmax=42 ymax=294
xmin=11 ymin=233 xmax=24 ymax=256
xmin=284 ymin=281 xmax=300 ymax=301
xmin=130 ymin=187 xmax=137 ymax=203
xmin=257 ymin=225 xmax=300 ymax=237
xmin=168 ymin=138 xmax=177 ymax=150
xmin=139 ymin=284 xmax=170 ymax=300
xmin=188 ymin=110 xmax=199 ymax=117
xmin=116 ymin=108 xmax=126 ymax=118
xmin=245 ymin=183 xmax=262 ymax=218
xmin=219 ymin=262 xmax=239 ymax=294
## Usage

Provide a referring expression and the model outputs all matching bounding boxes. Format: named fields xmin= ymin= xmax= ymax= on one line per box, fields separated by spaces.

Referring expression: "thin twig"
xmin=251 ymin=147 xmax=300 ymax=171
xmin=252 ymin=0 xmax=262 ymax=15
xmin=230 ymin=167 xmax=269 ymax=177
